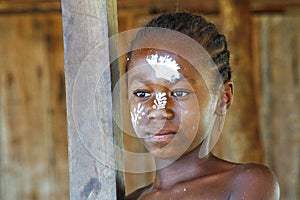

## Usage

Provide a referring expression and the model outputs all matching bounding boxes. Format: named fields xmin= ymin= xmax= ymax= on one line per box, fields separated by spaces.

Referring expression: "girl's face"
xmin=127 ymin=49 xmax=216 ymax=159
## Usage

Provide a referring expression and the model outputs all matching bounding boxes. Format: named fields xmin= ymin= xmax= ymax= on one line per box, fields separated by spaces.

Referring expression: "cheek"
xmin=197 ymin=98 xmax=217 ymax=134
xmin=182 ymin=108 xmax=199 ymax=133
xmin=177 ymin=97 xmax=200 ymax=127
xmin=128 ymin=98 xmax=156 ymax=134
xmin=179 ymin=95 xmax=214 ymax=134
xmin=129 ymin=103 xmax=146 ymax=132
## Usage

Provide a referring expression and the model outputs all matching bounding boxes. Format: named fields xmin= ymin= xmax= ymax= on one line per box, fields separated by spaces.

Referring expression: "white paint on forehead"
xmin=145 ymin=53 xmax=181 ymax=82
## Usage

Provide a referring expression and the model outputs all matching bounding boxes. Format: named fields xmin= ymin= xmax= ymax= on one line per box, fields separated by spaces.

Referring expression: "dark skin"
xmin=126 ymin=152 xmax=279 ymax=200
xmin=126 ymin=46 xmax=280 ymax=199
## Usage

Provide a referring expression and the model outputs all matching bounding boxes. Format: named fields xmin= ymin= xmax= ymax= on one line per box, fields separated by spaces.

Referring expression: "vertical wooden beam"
xmin=46 ymin=15 xmax=69 ymax=199
xmin=107 ymin=0 xmax=125 ymax=198
xmin=215 ymin=0 xmax=262 ymax=162
xmin=61 ymin=0 xmax=120 ymax=199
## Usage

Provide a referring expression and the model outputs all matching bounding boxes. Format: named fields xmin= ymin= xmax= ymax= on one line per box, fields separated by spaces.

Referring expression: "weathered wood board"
xmin=61 ymin=0 xmax=121 ymax=199
xmin=0 ymin=14 xmax=68 ymax=199
xmin=253 ymin=14 xmax=300 ymax=200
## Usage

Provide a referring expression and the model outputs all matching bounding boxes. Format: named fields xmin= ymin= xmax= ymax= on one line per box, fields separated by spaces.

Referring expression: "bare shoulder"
xmin=125 ymin=184 xmax=152 ymax=200
xmin=230 ymin=163 xmax=280 ymax=200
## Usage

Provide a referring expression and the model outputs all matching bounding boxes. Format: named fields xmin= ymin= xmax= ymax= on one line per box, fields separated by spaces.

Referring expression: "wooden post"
xmin=61 ymin=0 xmax=122 ymax=199
xmin=215 ymin=0 xmax=263 ymax=162
xmin=107 ymin=0 xmax=125 ymax=198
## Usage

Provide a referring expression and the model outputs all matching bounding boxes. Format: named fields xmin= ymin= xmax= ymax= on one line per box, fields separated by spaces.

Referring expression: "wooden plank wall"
xmin=0 ymin=1 xmax=299 ymax=200
xmin=215 ymin=0 xmax=262 ymax=163
xmin=253 ymin=14 xmax=300 ymax=200
xmin=0 ymin=13 xmax=68 ymax=199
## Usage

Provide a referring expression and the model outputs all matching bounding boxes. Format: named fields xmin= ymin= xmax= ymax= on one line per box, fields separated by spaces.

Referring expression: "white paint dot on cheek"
xmin=192 ymin=125 xmax=196 ymax=131
xmin=145 ymin=53 xmax=181 ymax=83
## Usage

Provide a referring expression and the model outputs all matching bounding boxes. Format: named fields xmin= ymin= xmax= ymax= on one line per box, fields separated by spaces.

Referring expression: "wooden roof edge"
xmin=1 ymin=1 xmax=300 ymax=15
xmin=0 ymin=2 xmax=61 ymax=14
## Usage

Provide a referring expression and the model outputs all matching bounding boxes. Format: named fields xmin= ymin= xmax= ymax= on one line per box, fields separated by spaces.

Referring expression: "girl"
xmin=125 ymin=12 xmax=279 ymax=200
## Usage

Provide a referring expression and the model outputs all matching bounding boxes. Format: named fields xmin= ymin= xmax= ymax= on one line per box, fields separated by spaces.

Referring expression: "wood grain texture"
xmin=0 ymin=2 xmax=61 ymax=14
xmin=61 ymin=0 xmax=117 ymax=199
xmin=0 ymin=14 xmax=68 ymax=200
xmin=107 ymin=0 xmax=126 ymax=198
xmin=214 ymin=0 xmax=263 ymax=162
xmin=1 ymin=0 xmax=300 ymax=14
xmin=257 ymin=15 xmax=300 ymax=200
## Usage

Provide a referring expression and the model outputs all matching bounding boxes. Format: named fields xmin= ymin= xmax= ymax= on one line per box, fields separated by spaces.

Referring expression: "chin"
xmin=147 ymin=145 xmax=187 ymax=160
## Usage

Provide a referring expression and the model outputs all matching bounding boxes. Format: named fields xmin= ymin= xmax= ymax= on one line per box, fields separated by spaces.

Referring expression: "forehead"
xmin=128 ymin=48 xmax=202 ymax=84
xmin=126 ymin=29 xmax=224 ymax=99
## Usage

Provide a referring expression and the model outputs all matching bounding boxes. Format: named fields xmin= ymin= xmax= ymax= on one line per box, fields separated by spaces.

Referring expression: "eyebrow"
xmin=128 ymin=77 xmax=148 ymax=85
xmin=136 ymin=77 xmax=150 ymax=83
xmin=129 ymin=76 xmax=199 ymax=85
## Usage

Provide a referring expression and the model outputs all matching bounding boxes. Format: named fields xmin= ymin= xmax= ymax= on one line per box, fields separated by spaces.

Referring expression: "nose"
xmin=147 ymin=109 xmax=174 ymax=120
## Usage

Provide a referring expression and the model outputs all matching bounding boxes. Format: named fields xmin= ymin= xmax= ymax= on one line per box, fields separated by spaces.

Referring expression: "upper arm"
xmin=230 ymin=163 xmax=280 ymax=200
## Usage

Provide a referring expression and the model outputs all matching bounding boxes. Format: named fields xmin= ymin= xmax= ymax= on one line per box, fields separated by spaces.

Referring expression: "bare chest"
xmin=139 ymin=178 xmax=232 ymax=200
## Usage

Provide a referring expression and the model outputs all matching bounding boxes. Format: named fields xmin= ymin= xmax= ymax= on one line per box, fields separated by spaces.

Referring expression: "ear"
xmin=215 ymin=81 xmax=234 ymax=116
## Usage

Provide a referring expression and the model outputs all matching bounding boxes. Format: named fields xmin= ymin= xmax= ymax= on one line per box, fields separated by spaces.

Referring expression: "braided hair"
xmin=126 ymin=12 xmax=231 ymax=82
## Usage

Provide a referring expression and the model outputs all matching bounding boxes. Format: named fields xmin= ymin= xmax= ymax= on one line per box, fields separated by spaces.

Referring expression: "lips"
xmin=151 ymin=132 xmax=176 ymax=142
xmin=142 ymin=128 xmax=177 ymax=143
xmin=137 ymin=122 xmax=179 ymax=144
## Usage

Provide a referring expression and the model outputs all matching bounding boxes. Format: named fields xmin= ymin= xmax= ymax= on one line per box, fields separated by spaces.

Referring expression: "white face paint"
xmin=152 ymin=92 xmax=167 ymax=110
xmin=145 ymin=53 xmax=181 ymax=83
xmin=130 ymin=103 xmax=145 ymax=131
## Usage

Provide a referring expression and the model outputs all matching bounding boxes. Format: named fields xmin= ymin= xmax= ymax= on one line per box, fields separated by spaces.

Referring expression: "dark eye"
xmin=134 ymin=90 xmax=152 ymax=98
xmin=172 ymin=90 xmax=190 ymax=98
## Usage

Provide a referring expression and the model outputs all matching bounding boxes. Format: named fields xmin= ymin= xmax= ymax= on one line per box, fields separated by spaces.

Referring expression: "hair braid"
xmin=127 ymin=12 xmax=232 ymax=82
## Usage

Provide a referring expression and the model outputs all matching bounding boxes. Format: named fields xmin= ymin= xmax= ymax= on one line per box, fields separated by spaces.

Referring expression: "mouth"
xmin=145 ymin=131 xmax=177 ymax=143
xmin=152 ymin=132 xmax=176 ymax=142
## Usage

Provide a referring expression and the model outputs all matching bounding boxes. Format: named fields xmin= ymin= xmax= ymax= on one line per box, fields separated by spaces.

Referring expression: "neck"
xmin=153 ymin=147 xmax=212 ymax=189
